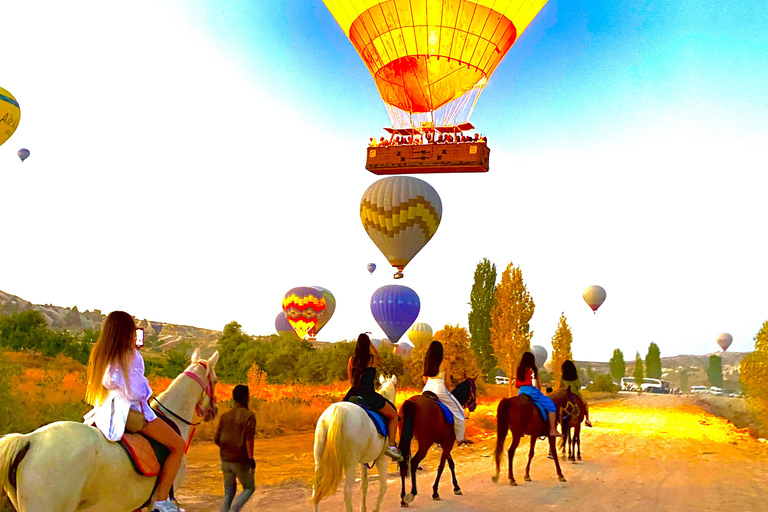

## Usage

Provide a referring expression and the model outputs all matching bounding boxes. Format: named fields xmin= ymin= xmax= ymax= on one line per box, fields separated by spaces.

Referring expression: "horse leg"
xmin=360 ymin=463 xmax=369 ymax=512
xmin=507 ymin=434 xmax=521 ymax=486
xmin=343 ymin=463 xmax=356 ymax=512
xmin=431 ymin=450 xmax=449 ymax=500
xmin=524 ymin=436 xmax=536 ymax=482
xmin=406 ymin=444 xmax=429 ymax=504
xmin=547 ymin=435 xmax=566 ymax=482
xmin=400 ymin=454 xmax=409 ymax=508
xmin=447 ymin=455 xmax=461 ymax=495
xmin=576 ymin=424 xmax=582 ymax=461
xmin=373 ymin=456 xmax=388 ymax=512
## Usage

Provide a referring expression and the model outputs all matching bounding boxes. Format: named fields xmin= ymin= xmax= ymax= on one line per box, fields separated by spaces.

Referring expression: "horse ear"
xmin=392 ymin=375 xmax=397 ymax=385
xmin=379 ymin=374 xmax=385 ymax=385
xmin=471 ymin=376 xmax=477 ymax=383
xmin=208 ymin=350 xmax=219 ymax=368
xmin=191 ymin=348 xmax=201 ymax=363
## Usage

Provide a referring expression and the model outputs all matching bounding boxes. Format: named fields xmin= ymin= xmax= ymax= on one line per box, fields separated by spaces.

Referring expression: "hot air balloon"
xmin=1 ymin=87 xmax=21 ymax=148
xmin=282 ymin=287 xmax=327 ymax=340
xmin=408 ymin=322 xmax=433 ymax=348
xmin=367 ymin=263 xmax=377 ymax=274
xmin=311 ymin=286 xmax=336 ymax=336
xmin=361 ymin=176 xmax=442 ymax=279
xmin=394 ymin=342 xmax=413 ymax=358
xmin=371 ymin=285 xmax=420 ymax=343
xmin=583 ymin=285 xmax=606 ymax=314
xmin=716 ymin=333 xmax=733 ymax=352
xmin=18 ymin=148 xmax=30 ymax=162
xmin=275 ymin=311 xmax=298 ymax=339
xmin=532 ymin=345 xmax=548 ymax=369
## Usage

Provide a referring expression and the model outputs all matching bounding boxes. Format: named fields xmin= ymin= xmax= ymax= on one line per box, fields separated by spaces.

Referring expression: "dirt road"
xmin=176 ymin=395 xmax=768 ymax=511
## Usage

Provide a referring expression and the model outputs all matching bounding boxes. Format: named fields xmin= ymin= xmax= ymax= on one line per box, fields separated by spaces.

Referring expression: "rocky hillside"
xmin=0 ymin=290 xmax=221 ymax=353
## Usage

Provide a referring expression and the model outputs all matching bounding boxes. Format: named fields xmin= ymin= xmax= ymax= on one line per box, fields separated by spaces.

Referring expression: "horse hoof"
xmin=577 ymin=456 xmax=582 ymax=461
xmin=524 ymin=476 xmax=532 ymax=482
xmin=509 ymin=481 xmax=518 ymax=486
xmin=454 ymin=489 xmax=463 ymax=495
xmin=404 ymin=494 xmax=415 ymax=504
xmin=400 ymin=502 xmax=409 ymax=508
xmin=432 ymin=495 xmax=441 ymax=501
xmin=492 ymin=475 xmax=499 ymax=483
xmin=559 ymin=476 xmax=567 ymax=482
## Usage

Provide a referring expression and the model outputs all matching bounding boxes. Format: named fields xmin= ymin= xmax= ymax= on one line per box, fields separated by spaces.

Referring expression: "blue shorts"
xmin=517 ymin=385 xmax=556 ymax=419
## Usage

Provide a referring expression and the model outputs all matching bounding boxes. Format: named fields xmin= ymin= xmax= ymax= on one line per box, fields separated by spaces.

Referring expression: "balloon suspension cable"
xmin=383 ymin=82 xmax=485 ymax=131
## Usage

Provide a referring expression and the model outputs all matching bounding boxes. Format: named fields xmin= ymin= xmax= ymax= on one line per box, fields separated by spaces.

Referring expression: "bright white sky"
xmin=2 ymin=1 xmax=767 ymax=362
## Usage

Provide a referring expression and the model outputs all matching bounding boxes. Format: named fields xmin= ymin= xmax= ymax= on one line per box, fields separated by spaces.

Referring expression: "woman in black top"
xmin=343 ymin=333 xmax=402 ymax=461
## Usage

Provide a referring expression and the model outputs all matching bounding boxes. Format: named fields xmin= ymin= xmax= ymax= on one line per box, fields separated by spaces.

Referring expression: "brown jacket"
xmin=214 ymin=404 xmax=256 ymax=463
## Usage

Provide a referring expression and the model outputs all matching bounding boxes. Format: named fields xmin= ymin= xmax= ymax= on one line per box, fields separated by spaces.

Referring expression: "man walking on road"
xmin=215 ymin=384 xmax=256 ymax=512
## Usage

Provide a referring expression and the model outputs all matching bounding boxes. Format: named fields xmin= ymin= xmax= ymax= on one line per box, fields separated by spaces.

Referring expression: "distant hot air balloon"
xmin=18 ymin=148 xmax=29 ymax=162
xmin=282 ymin=287 xmax=327 ymax=339
xmin=311 ymin=286 xmax=336 ymax=336
xmin=275 ymin=311 xmax=298 ymax=339
xmin=532 ymin=345 xmax=548 ymax=369
xmin=394 ymin=342 xmax=413 ymax=359
xmin=371 ymin=338 xmax=383 ymax=349
xmin=716 ymin=333 xmax=733 ymax=352
xmin=1 ymin=87 xmax=21 ymax=148
xmin=370 ymin=285 xmax=420 ymax=343
xmin=321 ymin=0 xmax=549 ymax=130
xmin=583 ymin=285 xmax=606 ymax=314
xmin=367 ymin=263 xmax=377 ymax=275
xmin=361 ymin=176 xmax=442 ymax=279
xmin=408 ymin=322 xmax=433 ymax=348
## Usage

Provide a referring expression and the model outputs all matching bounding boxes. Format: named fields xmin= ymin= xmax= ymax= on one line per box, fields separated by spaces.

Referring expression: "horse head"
xmin=452 ymin=377 xmax=478 ymax=412
xmin=378 ymin=373 xmax=397 ymax=403
xmin=185 ymin=349 xmax=220 ymax=422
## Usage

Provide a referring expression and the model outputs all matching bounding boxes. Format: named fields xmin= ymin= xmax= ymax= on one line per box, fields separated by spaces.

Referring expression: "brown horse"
xmin=550 ymin=389 xmax=586 ymax=461
xmin=492 ymin=393 xmax=567 ymax=486
xmin=397 ymin=378 xmax=476 ymax=507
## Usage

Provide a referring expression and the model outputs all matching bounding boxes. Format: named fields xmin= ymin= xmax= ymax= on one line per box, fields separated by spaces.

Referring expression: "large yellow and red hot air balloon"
xmin=322 ymin=0 xmax=549 ymax=129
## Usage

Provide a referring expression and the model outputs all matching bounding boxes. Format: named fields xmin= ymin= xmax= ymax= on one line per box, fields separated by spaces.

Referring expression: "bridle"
xmin=152 ymin=361 xmax=217 ymax=427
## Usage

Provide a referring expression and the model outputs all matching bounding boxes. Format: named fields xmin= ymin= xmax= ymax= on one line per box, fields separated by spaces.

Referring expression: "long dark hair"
xmin=516 ymin=351 xmax=538 ymax=383
xmin=351 ymin=333 xmax=372 ymax=387
xmin=423 ymin=341 xmax=444 ymax=377
xmin=561 ymin=360 xmax=578 ymax=381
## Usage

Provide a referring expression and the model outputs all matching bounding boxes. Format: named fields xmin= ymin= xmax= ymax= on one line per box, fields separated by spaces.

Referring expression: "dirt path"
xmin=176 ymin=395 xmax=768 ymax=511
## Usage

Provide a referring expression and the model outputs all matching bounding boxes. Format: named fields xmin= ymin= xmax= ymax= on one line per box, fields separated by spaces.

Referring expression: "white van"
xmin=690 ymin=385 xmax=708 ymax=393
xmin=709 ymin=386 xmax=723 ymax=395
xmin=495 ymin=376 xmax=509 ymax=385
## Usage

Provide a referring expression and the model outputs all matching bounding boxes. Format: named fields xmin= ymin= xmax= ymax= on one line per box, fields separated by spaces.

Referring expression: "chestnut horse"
xmin=492 ymin=392 xmax=570 ymax=486
xmin=550 ymin=389 xmax=586 ymax=461
xmin=397 ymin=378 xmax=476 ymax=507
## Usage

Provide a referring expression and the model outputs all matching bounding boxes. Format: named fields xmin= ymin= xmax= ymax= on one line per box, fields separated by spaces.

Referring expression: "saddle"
xmin=347 ymin=396 xmax=387 ymax=437
xmin=561 ymin=389 xmax=581 ymax=422
xmin=421 ymin=391 xmax=454 ymax=425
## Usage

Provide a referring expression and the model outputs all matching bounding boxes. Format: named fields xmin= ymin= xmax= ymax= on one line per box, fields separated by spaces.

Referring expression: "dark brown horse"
xmin=397 ymin=378 xmax=476 ymax=507
xmin=492 ymin=392 xmax=568 ymax=486
xmin=550 ymin=389 xmax=586 ymax=461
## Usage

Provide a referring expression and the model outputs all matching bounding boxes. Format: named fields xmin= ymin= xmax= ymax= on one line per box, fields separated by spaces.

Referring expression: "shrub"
xmin=587 ymin=373 xmax=618 ymax=392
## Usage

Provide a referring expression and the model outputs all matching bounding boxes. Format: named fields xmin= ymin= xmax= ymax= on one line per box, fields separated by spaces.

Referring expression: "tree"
xmin=164 ymin=349 xmax=189 ymax=378
xmin=434 ymin=324 xmax=481 ymax=389
xmin=490 ymin=262 xmax=535 ymax=396
xmin=645 ymin=342 xmax=662 ymax=379
xmin=468 ymin=258 xmax=497 ymax=380
xmin=740 ymin=321 xmax=768 ymax=416
xmin=707 ymin=355 xmax=723 ymax=387
xmin=679 ymin=369 xmax=689 ymax=393
xmin=609 ymin=349 xmax=626 ymax=383
xmin=216 ymin=321 xmax=258 ymax=382
xmin=633 ymin=352 xmax=644 ymax=391
xmin=550 ymin=313 xmax=573 ymax=388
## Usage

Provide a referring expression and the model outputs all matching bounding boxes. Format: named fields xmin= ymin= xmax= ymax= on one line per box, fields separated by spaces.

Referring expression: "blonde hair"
xmin=85 ymin=311 xmax=137 ymax=405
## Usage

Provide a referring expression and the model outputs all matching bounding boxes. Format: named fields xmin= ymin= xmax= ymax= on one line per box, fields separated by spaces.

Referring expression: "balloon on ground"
xmin=274 ymin=312 xmax=298 ymax=339
xmin=583 ymin=285 xmax=606 ymax=313
xmin=18 ymin=148 xmax=30 ymax=162
xmin=367 ymin=263 xmax=376 ymax=274
xmin=407 ymin=322 xmax=433 ymax=348
xmin=370 ymin=285 xmax=420 ymax=343
xmin=282 ymin=287 xmax=327 ymax=339
xmin=311 ymin=286 xmax=336 ymax=335
xmin=361 ymin=176 xmax=442 ymax=279
xmin=716 ymin=333 xmax=733 ymax=352
xmin=0 ymin=87 xmax=21 ymax=148
xmin=532 ymin=345 xmax=548 ymax=369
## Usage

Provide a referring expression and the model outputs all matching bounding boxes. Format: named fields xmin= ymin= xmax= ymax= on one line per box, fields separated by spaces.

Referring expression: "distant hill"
xmin=0 ymin=290 xmax=221 ymax=354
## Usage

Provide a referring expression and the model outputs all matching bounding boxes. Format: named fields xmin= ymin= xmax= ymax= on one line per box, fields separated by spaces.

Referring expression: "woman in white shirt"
xmin=421 ymin=341 xmax=471 ymax=444
xmin=85 ymin=311 xmax=185 ymax=512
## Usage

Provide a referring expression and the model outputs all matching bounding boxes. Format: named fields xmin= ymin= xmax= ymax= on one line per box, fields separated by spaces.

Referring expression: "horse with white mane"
xmin=0 ymin=349 xmax=219 ymax=512
xmin=312 ymin=374 xmax=397 ymax=512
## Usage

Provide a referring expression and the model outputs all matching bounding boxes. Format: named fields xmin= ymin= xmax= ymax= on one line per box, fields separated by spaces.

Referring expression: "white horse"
xmin=312 ymin=374 xmax=397 ymax=512
xmin=0 ymin=349 xmax=219 ymax=512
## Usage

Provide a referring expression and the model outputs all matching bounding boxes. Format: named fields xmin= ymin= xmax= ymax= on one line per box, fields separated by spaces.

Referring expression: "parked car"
xmin=709 ymin=386 xmax=723 ymax=396
xmin=495 ymin=376 xmax=509 ymax=385
xmin=690 ymin=385 xmax=708 ymax=393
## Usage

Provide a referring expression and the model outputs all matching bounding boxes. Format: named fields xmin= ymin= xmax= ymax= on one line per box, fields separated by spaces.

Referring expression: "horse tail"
xmin=312 ymin=405 xmax=346 ymax=505
xmin=398 ymin=399 xmax=416 ymax=480
xmin=495 ymin=398 xmax=512 ymax=466
xmin=0 ymin=433 xmax=30 ymax=506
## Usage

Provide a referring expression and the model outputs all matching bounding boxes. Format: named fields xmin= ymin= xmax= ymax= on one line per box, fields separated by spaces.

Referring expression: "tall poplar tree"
xmin=645 ymin=342 xmax=662 ymax=379
xmin=740 ymin=320 xmax=768 ymax=410
xmin=490 ymin=262 xmax=535 ymax=396
xmin=468 ymin=258 xmax=497 ymax=379
xmin=633 ymin=352 xmax=644 ymax=390
xmin=679 ymin=369 xmax=689 ymax=393
xmin=550 ymin=313 xmax=573 ymax=388
xmin=707 ymin=355 xmax=724 ymax=387
xmin=609 ymin=348 xmax=626 ymax=383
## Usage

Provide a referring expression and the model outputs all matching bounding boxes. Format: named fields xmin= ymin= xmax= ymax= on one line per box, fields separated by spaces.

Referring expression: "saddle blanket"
xmin=348 ymin=397 xmax=387 ymax=437
xmin=119 ymin=432 xmax=169 ymax=477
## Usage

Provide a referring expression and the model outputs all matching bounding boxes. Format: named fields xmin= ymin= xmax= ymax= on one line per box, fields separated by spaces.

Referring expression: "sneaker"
xmin=385 ymin=446 xmax=404 ymax=462
xmin=153 ymin=499 xmax=180 ymax=512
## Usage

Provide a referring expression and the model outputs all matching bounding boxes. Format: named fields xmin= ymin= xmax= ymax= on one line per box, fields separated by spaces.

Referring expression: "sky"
xmin=1 ymin=0 xmax=767 ymax=362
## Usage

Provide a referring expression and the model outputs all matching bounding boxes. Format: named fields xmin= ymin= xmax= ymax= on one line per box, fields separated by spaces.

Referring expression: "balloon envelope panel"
xmin=582 ymin=285 xmax=606 ymax=312
xmin=0 ymin=87 xmax=21 ymax=148
xmin=361 ymin=176 xmax=442 ymax=273
xmin=370 ymin=285 xmax=420 ymax=343
xmin=282 ymin=287 xmax=327 ymax=339
xmin=275 ymin=312 xmax=298 ymax=339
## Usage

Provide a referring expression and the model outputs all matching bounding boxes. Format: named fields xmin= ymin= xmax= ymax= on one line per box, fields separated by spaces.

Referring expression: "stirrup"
xmin=385 ymin=446 xmax=403 ymax=461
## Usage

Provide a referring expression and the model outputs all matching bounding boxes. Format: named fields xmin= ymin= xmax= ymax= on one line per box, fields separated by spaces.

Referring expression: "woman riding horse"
xmin=422 ymin=341 xmax=472 ymax=444
xmin=343 ymin=333 xmax=402 ymax=461
xmin=560 ymin=360 xmax=592 ymax=427
xmin=516 ymin=352 xmax=562 ymax=438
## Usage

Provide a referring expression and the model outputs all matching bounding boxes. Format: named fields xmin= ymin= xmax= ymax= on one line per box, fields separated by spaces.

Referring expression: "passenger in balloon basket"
xmin=343 ymin=333 xmax=403 ymax=461
xmin=422 ymin=341 xmax=473 ymax=445
xmin=560 ymin=361 xmax=592 ymax=427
